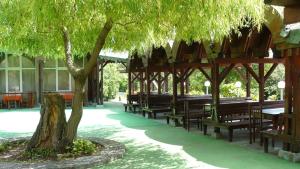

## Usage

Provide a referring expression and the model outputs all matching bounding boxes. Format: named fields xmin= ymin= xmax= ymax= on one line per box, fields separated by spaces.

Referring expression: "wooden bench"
xmin=143 ymin=106 xmax=172 ymax=119
xmin=250 ymin=101 xmax=284 ymax=144
xmin=124 ymin=102 xmax=140 ymax=112
xmin=166 ymin=113 xmax=185 ymax=126
xmin=182 ymin=99 xmax=212 ymax=131
xmin=142 ymin=95 xmax=172 ymax=118
xmin=261 ymin=114 xmax=300 ymax=153
xmin=203 ymin=102 xmax=254 ymax=142
xmin=124 ymin=94 xmax=141 ymax=113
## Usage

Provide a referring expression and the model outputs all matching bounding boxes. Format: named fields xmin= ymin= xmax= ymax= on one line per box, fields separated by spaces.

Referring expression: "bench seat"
xmin=142 ymin=106 xmax=171 ymax=118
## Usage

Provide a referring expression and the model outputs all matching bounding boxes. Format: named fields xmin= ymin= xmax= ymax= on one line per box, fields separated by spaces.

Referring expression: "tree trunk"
xmin=27 ymin=94 xmax=67 ymax=152
xmin=63 ymin=75 xmax=86 ymax=145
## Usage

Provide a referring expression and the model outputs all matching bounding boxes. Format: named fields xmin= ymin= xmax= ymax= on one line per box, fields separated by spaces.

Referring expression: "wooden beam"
xmin=150 ymin=72 xmax=159 ymax=82
xmin=264 ymin=63 xmax=278 ymax=81
xmin=284 ymin=6 xmax=300 ymax=24
xmin=216 ymin=58 xmax=284 ymax=64
xmin=132 ymin=73 xmax=139 ymax=81
xmin=234 ymin=67 xmax=248 ymax=82
xmin=174 ymin=63 xmax=212 ymax=70
xmin=198 ymin=67 xmax=212 ymax=82
xmin=161 ymin=72 xmax=170 ymax=82
xmin=264 ymin=0 xmax=300 ymax=6
xmin=243 ymin=64 xmax=261 ymax=83
xmin=184 ymin=69 xmax=195 ymax=81
xmin=120 ymin=62 xmax=127 ymax=69
xmin=178 ymin=68 xmax=191 ymax=82
xmin=219 ymin=64 xmax=235 ymax=84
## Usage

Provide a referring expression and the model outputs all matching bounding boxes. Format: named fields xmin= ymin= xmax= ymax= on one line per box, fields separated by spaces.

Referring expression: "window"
xmin=0 ymin=70 xmax=5 ymax=92
xmin=43 ymin=69 xmax=56 ymax=91
xmin=8 ymin=70 xmax=20 ymax=92
xmin=22 ymin=69 xmax=35 ymax=92
xmin=43 ymin=59 xmax=83 ymax=92
xmin=0 ymin=54 xmax=36 ymax=93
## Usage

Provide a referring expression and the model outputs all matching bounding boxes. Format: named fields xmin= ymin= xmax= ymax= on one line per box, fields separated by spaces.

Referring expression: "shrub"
xmin=71 ymin=139 xmax=96 ymax=156
xmin=22 ymin=148 xmax=57 ymax=160
xmin=0 ymin=143 xmax=8 ymax=153
xmin=268 ymin=95 xmax=278 ymax=101
xmin=221 ymin=83 xmax=246 ymax=98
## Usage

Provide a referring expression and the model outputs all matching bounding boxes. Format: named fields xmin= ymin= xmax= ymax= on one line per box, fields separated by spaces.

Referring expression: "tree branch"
xmin=62 ymin=27 xmax=80 ymax=76
xmin=84 ymin=18 xmax=113 ymax=76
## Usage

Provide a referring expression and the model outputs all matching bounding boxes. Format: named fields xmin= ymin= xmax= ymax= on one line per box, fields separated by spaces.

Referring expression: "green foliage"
xmin=268 ymin=95 xmax=278 ymax=101
xmin=220 ymin=83 xmax=246 ymax=98
xmin=22 ymin=148 xmax=57 ymax=160
xmin=189 ymin=70 xmax=207 ymax=95
xmin=265 ymin=64 xmax=284 ymax=99
xmin=103 ymin=64 xmax=127 ymax=99
xmin=71 ymin=139 xmax=96 ymax=156
xmin=0 ymin=143 xmax=8 ymax=153
xmin=0 ymin=0 xmax=265 ymax=58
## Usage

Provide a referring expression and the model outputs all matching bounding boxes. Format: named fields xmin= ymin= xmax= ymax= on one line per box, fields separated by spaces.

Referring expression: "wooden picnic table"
xmin=262 ymin=108 xmax=284 ymax=115
xmin=262 ymin=107 xmax=284 ymax=130
xmin=2 ymin=93 xmax=22 ymax=109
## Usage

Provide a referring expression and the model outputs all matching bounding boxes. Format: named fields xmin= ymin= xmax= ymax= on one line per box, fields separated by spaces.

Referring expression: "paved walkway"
xmin=0 ymin=102 xmax=299 ymax=169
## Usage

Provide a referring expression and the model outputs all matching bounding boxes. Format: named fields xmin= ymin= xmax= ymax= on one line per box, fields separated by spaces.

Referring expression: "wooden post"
xmin=212 ymin=62 xmax=220 ymax=122
xmin=172 ymin=64 xmax=178 ymax=115
xmin=258 ymin=63 xmax=265 ymax=105
xmin=146 ymin=67 xmax=150 ymax=107
xmin=96 ymin=59 xmax=100 ymax=104
xmin=246 ymin=70 xmax=251 ymax=98
xmin=185 ymin=78 xmax=190 ymax=94
xmin=139 ymin=72 xmax=144 ymax=107
xmin=158 ymin=72 xmax=162 ymax=94
xmin=180 ymin=70 xmax=185 ymax=96
xmin=128 ymin=65 xmax=132 ymax=104
xmin=291 ymin=48 xmax=300 ymax=152
xmin=164 ymin=72 xmax=169 ymax=93
xmin=100 ymin=61 xmax=104 ymax=105
xmin=212 ymin=62 xmax=220 ymax=134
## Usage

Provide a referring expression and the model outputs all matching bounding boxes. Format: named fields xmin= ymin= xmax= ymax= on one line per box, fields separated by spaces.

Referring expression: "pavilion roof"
xmin=280 ymin=23 xmax=300 ymax=45
xmin=98 ymin=50 xmax=128 ymax=63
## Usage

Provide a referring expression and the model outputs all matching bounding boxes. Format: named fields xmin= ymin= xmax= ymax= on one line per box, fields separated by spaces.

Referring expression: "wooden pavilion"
xmin=126 ymin=3 xmax=300 ymax=154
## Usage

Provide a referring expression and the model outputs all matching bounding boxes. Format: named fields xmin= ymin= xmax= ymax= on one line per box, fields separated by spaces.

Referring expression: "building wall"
xmin=0 ymin=54 xmax=88 ymax=106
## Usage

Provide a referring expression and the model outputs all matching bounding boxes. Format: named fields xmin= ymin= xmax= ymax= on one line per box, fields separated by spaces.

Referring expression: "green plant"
xmin=221 ymin=83 xmax=246 ymax=98
xmin=22 ymin=148 xmax=57 ymax=160
xmin=71 ymin=139 xmax=96 ymax=156
xmin=268 ymin=95 xmax=278 ymax=101
xmin=0 ymin=143 xmax=8 ymax=153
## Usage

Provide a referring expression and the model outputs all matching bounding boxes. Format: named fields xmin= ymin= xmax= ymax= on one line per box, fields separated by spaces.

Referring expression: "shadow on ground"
xmin=103 ymin=102 xmax=299 ymax=169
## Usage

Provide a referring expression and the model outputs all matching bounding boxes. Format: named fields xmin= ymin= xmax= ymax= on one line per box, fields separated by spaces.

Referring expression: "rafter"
xmin=264 ymin=63 xmax=278 ymax=81
xmin=219 ymin=64 xmax=235 ymax=84
xmin=198 ymin=67 xmax=212 ymax=82
xmin=243 ymin=64 xmax=261 ymax=83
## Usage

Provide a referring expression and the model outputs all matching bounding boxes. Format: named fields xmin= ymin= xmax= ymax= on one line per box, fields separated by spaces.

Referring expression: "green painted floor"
xmin=0 ymin=102 xmax=299 ymax=169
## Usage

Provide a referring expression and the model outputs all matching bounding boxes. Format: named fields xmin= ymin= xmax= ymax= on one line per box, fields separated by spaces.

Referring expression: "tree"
xmin=0 ymin=0 xmax=265 ymax=151
xmin=103 ymin=64 xmax=127 ymax=100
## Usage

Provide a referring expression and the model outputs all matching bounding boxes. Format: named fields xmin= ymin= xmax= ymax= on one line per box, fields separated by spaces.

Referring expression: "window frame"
xmin=0 ymin=54 xmax=35 ymax=93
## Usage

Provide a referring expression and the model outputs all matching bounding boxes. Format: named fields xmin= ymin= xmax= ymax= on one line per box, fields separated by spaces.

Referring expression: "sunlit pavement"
xmin=0 ymin=103 xmax=299 ymax=169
